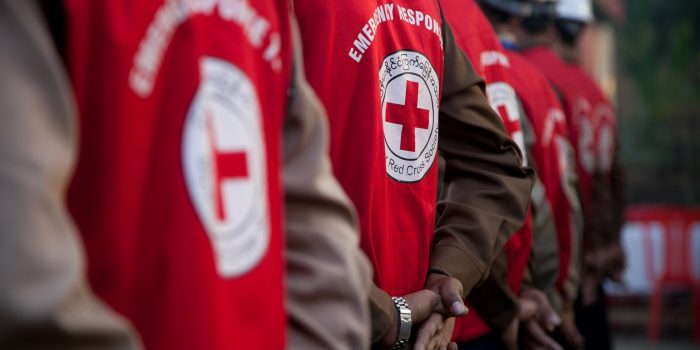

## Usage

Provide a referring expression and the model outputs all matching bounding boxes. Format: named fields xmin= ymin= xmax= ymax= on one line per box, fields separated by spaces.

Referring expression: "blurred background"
xmin=579 ymin=1 xmax=699 ymax=349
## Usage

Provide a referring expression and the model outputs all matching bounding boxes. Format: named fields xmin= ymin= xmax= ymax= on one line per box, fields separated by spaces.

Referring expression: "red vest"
xmin=296 ymin=0 xmax=445 ymax=296
xmin=64 ymin=1 xmax=292 ymax=348
xmin=441 ymin=0 xmax=532 ymax=342
xmin=522 ymin=46 xmax=617 ymax=230
xmin=504 ymin=49 xmax=576 ymax=294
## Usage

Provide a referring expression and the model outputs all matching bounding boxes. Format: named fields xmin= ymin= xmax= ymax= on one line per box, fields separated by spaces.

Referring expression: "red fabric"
xmin=441 ymin=0 xmax=532 ymax=342
xmin=296 ymin=0 xmax=445 ymax=296
xmin=504 ymin=50 xmax=575 ymax=294
xmin=64 ymin=1 xmax=292 ymax=349
xmin=522 ymin=46 xmax=618 ymax=239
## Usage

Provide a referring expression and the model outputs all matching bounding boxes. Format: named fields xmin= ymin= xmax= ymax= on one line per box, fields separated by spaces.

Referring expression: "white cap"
xmin=556 ymin=0 xmax=593 ymax=22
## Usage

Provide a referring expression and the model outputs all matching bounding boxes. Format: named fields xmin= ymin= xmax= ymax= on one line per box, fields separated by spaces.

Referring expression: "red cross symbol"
xmin=496 ymin=104 xmax=522 ymax=136
xmin=385 ymin=80 xmax=430 ymax=152
xmin=206 ymin=112 xmax=249 ymax=221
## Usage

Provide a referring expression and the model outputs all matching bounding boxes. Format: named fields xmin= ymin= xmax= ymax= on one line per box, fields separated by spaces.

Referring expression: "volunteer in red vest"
xmin=294 ymin=1 xmax=534 ymax=349
xmin=442 ymin=1 xmax=569 ymax=349
xmin=474 ymin=0 xmax=588 ymax=348
xmin=1 ymin=0 xmax=372 ymax=349
xmin=519 ymin=1 xmax=626 ymax=349
xmin=442 ymin=0 xmax=532 ymax=346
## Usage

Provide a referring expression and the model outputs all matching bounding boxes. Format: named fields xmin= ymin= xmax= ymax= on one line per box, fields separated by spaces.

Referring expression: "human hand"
xmin=604 ymin=243 xmax=626 ymax=282
xmin=516 ymin=288 xmax=563 ymax=350
xmin=380 ymin=289 xmax=442 ymax=348
xmin=521 ymin=320 xmax=563 ymax=350
xmin=580 ymin=272 xmax=600 ymax=306
xmin=425 ymin=272 xmax=468 ymax=317
xmin=413 ymin=313 xmax=458 ymax=350
xmin=584 ymin=248 xmax=606 ymax=275
xmin=520 ymin=288 xmax=561 ymax=331
xmin=559 ymin=307 xmax=583 ymax=350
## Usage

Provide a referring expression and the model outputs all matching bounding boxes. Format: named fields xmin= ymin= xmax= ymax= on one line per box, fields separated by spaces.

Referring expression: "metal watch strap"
xmin=391 ymin=296 xmax=412 ymax=350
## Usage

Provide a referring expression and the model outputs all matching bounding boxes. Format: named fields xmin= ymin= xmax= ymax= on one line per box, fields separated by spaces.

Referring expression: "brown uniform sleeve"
xmin=467 ymin=94 xmax=535 ymax=333
xmin=467 ymin=251 xmax=520 ymax=333
xmin=587 ymin=125 xmax=624 ymax=252
xmin=430 ymin=22 xmax=534 ymax=296
xmin=588 ymin=159 xmax=622 ymax=252
xmin=284 ymin=17 xmax=372 ymax=350
xmin=0 ymin=1 xmax=141 ymax=348
xmin=520 ymin=114 xmax=562 ymax=310
xmin=560 ymin=136 xmax=584 ymax=306
xmin=528 ymin=179 xmax=564 ymax=310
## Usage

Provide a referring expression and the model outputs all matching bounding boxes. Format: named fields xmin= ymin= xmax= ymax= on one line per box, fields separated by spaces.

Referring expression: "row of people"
xmin=0 ymin=0 xmax=623 ymax=349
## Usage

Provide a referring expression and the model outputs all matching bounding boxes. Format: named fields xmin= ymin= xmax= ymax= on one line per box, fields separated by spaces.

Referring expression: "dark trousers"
xmin=457 ymin=333 xmax=504 ymax=350
xmin=575 ymin=285 xmax=613 ymax=350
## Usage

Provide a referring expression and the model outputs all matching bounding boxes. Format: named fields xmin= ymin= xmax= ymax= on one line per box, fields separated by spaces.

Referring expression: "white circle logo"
xmin=182 ymin=57 xmax=269 ymax=278
xmin=486 ymin=82 xmax=527 ymax=166
xmin=574 ymin=98 xmax=616 ymax=174
xmin=379 ymin=51 xmax=440 ymax=183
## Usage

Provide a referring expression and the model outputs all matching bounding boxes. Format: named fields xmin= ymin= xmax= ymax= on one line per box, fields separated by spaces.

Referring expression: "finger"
xmin=533 ymin=295 xmax=561 ymax=331
xmin=447 ymin=342 xmax=458 ymax=350
xmin=436 ymin=317 xmax=455 ymax=349
xmin=414 ymin=313 xmax=442 ymax=350
xmin=440 ymin=278 xmax=467 ymax=316
xmin=524 ymin=341 xmax=545 ymax=350
xmin=518 ymin=298 xmax=538 ymax=321
xmin=442 ymin=317 xmax=456 ymax=343
xmin=522 ymin=288 xmax=561 ymax=329
xmin=428 ymin=313 xmax=449 ymax=350
xmin=526 ymin=321 xmax=563 ymax=350
xmin=425 ymin=274 xmax=466 ymax=316
xmin=427 ymin=334 xmax=439 ymax=350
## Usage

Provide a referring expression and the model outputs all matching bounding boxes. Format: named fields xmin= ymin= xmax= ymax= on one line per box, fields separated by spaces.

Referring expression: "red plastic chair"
xmin=626 ymin=205 xmax=700 ymax=342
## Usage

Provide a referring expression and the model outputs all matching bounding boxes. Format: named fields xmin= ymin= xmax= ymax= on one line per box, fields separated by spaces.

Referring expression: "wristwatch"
xmin=391 ymin=296 xmax=412 ymax=349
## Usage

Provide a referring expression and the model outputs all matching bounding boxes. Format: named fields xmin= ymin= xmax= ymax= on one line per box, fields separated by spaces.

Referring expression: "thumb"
xmin=440 ymin=278 xmax=467 ymax=316
xmin=538 ymin=299 xmax=561 ymax=332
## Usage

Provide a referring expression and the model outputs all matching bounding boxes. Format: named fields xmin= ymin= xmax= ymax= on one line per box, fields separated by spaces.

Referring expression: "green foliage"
xmin=616 ymin=0 xmax=700 ymax=205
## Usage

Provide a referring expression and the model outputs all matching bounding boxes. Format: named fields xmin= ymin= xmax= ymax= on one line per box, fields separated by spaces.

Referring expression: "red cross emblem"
xmin=496 ymin=105 xmax=522 ymax=136
xmin=385 ymin=80 xmax=430 ymax=152
xmin=206 ymin=112 xmax=249 ymax=221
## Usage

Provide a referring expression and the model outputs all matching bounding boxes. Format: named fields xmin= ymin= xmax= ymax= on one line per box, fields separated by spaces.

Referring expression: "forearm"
xmin=368 ymin=283 xmax=397 ymax=345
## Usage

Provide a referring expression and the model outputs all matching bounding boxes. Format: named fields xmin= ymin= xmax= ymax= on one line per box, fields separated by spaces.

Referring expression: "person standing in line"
xmin=519 ymin=1 xmax=626 ymax=349
xmin=442 ymin=1 xmax=575 ymax=349
xmin=294 ymin=1 xmax=535 ymax=349
xmin=1 ymin=0 xmax=372 ymax=349
xmin=472 ymin=0 xmax=588 ymax=348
